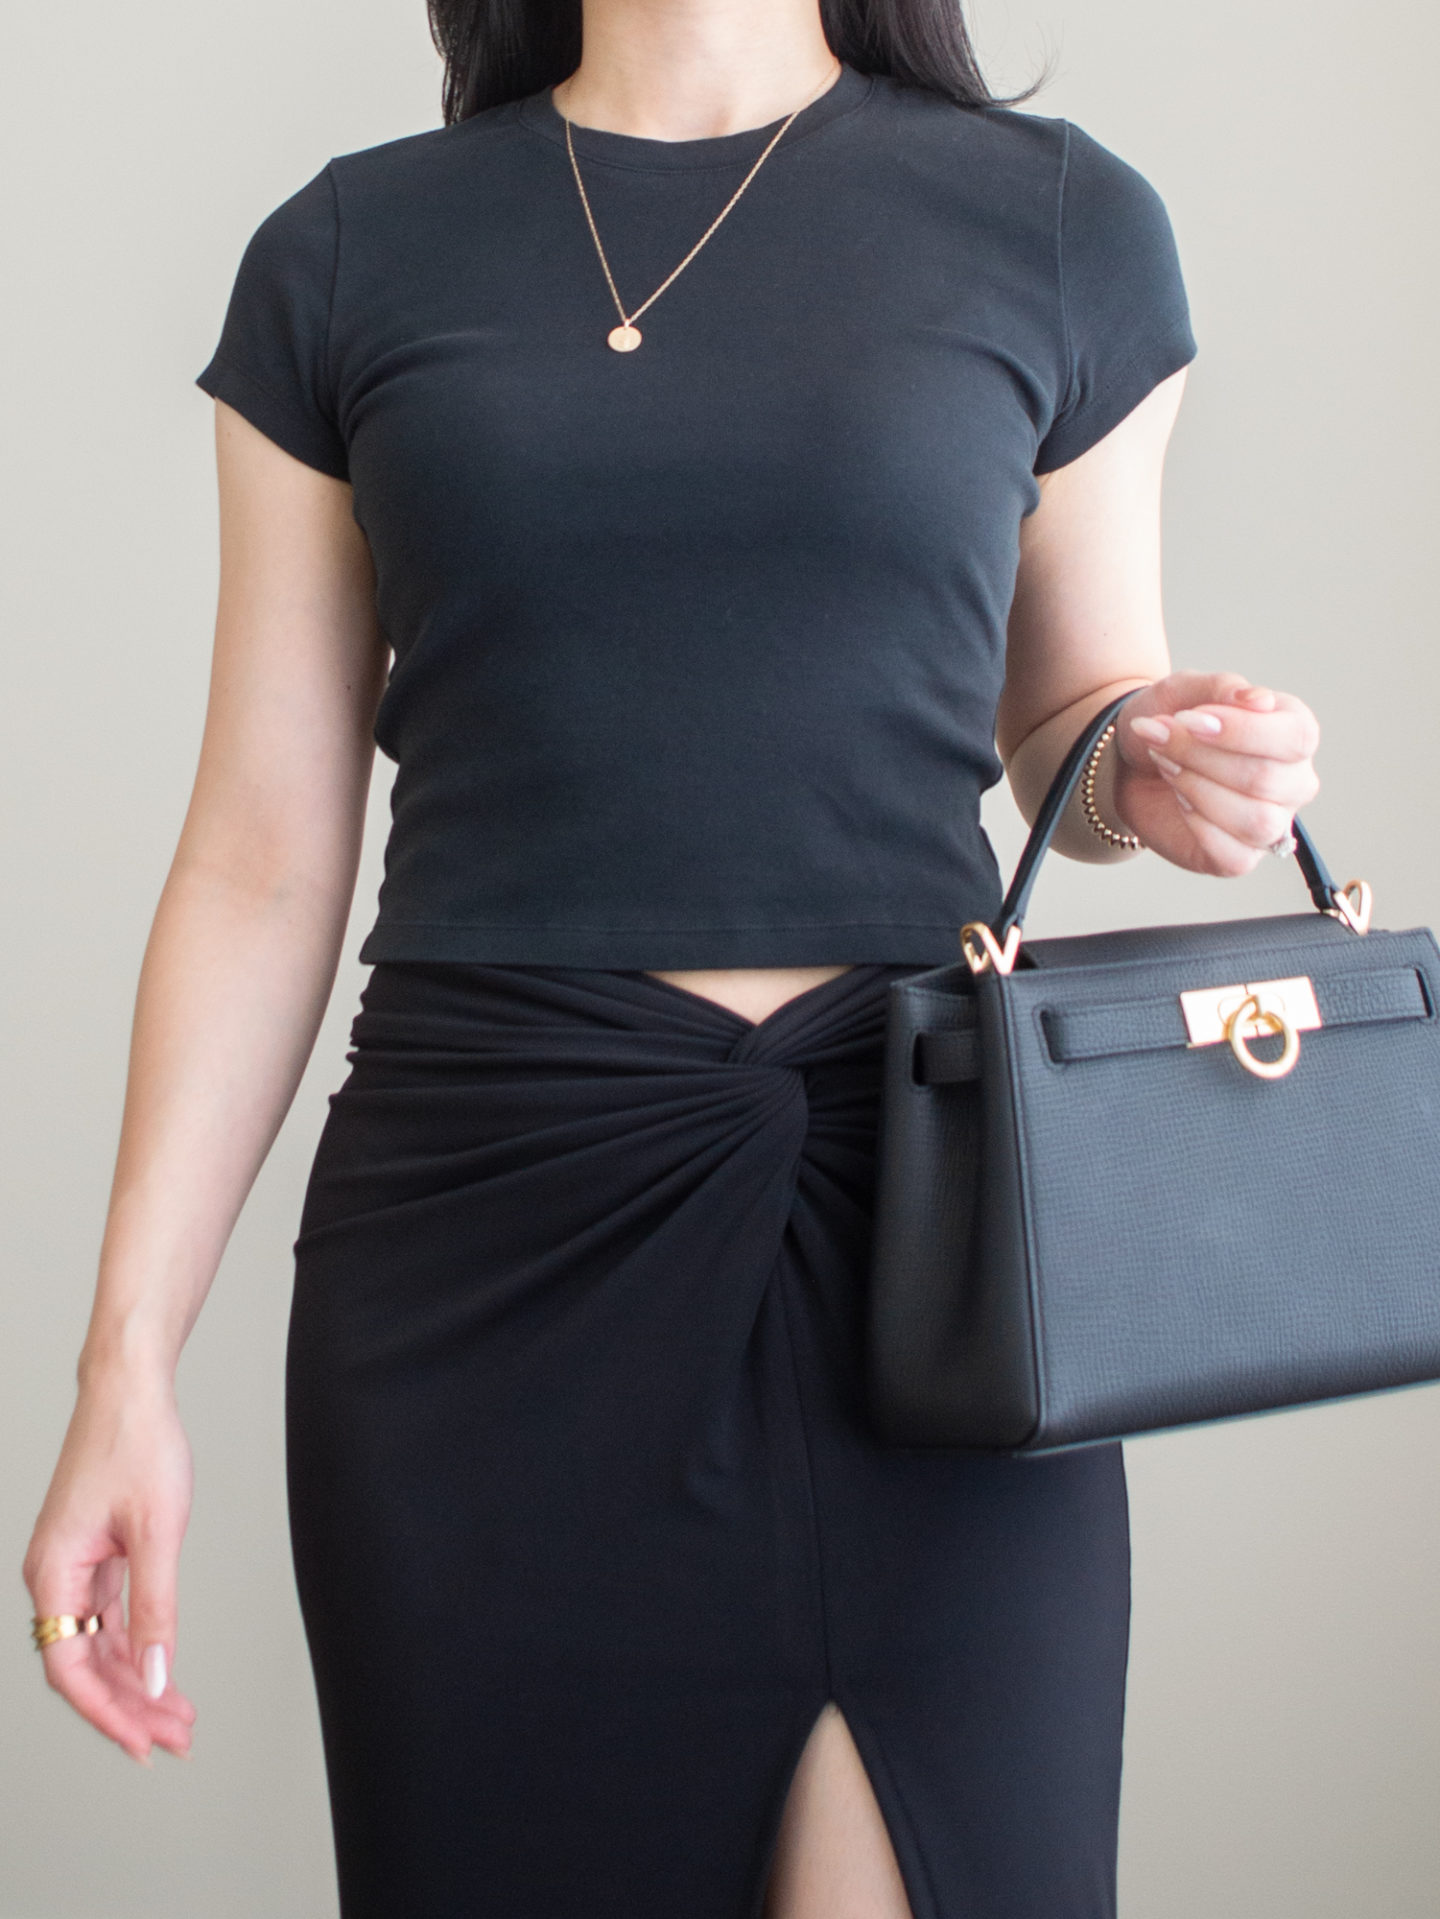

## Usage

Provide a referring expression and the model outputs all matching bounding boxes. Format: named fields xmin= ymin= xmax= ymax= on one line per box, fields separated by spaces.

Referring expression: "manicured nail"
xmin=1232 ymin=685 xmax=1273 ymax=706
xmin=1172 ymin=789 xmax=1195 ymax=812
xmin=1129 ymin=715 xmax=1171 ymax=745
xmin=1148 ymin=749 xmax=1184 ymax=778
xmin=1174 ymin=709 xmax=1223 ymax=735
xmin=142 ymin=1644 xmax=167 ymax=1700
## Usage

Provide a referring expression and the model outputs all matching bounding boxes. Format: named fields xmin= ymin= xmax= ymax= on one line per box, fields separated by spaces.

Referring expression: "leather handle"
xmin=992 ymin=691 xmax=1340 ymax=945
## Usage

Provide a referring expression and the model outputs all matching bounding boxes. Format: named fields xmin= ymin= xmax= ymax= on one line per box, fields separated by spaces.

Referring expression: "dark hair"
xmin=426 ymin=0 xmax=1050 ymax=126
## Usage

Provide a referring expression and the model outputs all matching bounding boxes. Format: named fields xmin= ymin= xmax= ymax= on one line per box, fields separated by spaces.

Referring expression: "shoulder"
xmin=858 ymin=77 xmax=1077 ymax=249
xmin=1053 ymin=118 xmax=1185 ymax=241
xmin=864 ymin=75 xmax=1069 ymax=181
xmin=872 ymin=81 xmax=1177 ymax=228
xmin=235 ymin=104 xmax=533 ymax=269
xmin=326 ymin=101 xmax=529 ymax=209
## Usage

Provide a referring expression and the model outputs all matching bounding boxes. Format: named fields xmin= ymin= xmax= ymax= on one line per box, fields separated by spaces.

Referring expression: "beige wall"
xmin=2 ymin=2 xmax=1435 ymax=1913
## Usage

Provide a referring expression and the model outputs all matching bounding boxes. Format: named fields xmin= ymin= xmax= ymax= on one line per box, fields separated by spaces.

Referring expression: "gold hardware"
xmin=1323 ymin=877 xmax=1372 ymax=935
xmin=1179 ymin=974 xmax=1321 ymax=1048
xmin=961 ymin=921 xmax=1022 ymax=976
xmin=561 ymin=60 xmax=842 ymax=351
xmin=1224 ymin=992 xmax=1300 ymax=1079
xmin=31 ymin=1612 xmax=102 ymax=1650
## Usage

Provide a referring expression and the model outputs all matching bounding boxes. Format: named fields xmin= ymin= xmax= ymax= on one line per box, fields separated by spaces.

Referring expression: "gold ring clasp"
xmin=1224 ymin=992 xmax=1300 ymax=1079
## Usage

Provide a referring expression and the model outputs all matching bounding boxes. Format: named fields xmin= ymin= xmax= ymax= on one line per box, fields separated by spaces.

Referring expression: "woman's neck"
xmin=550 ymin=0 xmax=839 ymax=141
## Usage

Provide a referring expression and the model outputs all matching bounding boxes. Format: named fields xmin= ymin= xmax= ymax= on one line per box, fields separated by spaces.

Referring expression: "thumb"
xmin=1147 ymin=669 xmax=1254 ymax=715
xmin=124 ymin=1513 xmax=182 ymax=1699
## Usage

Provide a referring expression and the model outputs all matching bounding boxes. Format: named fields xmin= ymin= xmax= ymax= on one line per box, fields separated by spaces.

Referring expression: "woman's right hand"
xmin=22 ymin=1369 xmax=198 ymax=1763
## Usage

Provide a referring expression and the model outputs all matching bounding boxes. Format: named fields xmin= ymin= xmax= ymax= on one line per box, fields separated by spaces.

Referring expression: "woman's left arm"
xmin=997 ymin=364 xmax=1320 ymax=873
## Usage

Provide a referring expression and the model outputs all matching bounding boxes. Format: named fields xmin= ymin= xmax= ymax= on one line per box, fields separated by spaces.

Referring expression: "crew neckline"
xmin=517 ymin=61 xmax=874 ymax=171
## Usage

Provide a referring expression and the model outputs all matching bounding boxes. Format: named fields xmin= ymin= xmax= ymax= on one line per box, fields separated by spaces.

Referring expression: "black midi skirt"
xmin=286 ymin=961 xmax=1131 ymax=1919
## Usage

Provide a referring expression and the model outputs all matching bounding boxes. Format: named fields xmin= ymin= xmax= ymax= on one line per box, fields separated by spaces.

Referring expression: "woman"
xmin=23 ymin=1 xmax=1320 ymax=1914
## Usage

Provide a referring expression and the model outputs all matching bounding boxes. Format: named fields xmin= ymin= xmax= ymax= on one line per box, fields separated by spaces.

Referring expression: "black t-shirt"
xmin=196 ymin=62 xmax=1197 ymax=967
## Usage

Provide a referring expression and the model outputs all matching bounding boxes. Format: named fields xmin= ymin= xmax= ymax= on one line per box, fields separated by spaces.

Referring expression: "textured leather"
xmin=869 ymin=909 xmax=1440 ymax=1453
xmin=915 ymin=1024 xmax=979 ymax=1083
xmin=1038 ymin=963 xmax=1427 ymax=1064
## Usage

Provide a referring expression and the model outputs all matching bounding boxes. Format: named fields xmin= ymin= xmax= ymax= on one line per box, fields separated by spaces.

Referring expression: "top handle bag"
xmin=867 ymin=694 xmax=1440 ymax=1454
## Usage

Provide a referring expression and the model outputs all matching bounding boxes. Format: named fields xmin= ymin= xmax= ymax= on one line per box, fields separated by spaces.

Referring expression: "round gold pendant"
xmin=607 ymin=324 xmax=642 ymax=352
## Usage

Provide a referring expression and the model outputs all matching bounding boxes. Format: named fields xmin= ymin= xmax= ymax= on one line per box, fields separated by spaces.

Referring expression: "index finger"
xmin=41 ymin=1637 xmax=156 ymax=1765
xmin=1170 ymin=693 xmax=1319 ymax=763
xmin=30 ymin=1556 xmax=151 ymax=1746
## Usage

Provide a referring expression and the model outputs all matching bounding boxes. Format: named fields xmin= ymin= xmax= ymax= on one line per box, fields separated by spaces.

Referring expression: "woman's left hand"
xmin=1108 ymin=672 xmax=1321 ymax=876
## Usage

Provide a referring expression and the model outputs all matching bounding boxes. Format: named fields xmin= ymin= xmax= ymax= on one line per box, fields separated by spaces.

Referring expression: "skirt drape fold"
xmin=286 ymin=961 xmax=1130 ymax=1919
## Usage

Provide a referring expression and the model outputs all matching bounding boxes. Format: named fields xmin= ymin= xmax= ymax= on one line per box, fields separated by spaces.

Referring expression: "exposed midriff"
xmin=642 ymin=965 xmax=854 ymax=1025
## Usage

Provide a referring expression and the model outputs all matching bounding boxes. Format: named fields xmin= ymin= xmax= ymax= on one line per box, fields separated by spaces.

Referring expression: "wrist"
xmin=77 ymin=1319 xmax=182 ymax=1397
xmin=1078 ymin=717 xmax=1145 ymax=854
xmin=1109 ymin=757 xmax=1146 ymax=841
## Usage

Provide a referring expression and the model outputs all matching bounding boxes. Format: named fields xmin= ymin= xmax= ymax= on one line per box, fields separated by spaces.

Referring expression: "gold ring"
xmin=1224 ymin=993 xmax=1300 ymax=1080
xmin=31 ymin=1613 xmax=102 ymax=1650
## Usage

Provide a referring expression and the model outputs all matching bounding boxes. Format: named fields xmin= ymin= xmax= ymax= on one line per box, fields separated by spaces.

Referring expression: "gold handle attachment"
xmin=1324 ymin=878 xmax=1373 ymax=936
xmin=960 ymin=922 xmax=1022 ymax=976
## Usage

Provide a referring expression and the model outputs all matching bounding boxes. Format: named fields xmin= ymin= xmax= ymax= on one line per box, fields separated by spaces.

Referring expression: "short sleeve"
xmin=195 ymin=165 xmax=348 ymax=480
xmin=1033 ymin=122 xmax=1198 ymax=474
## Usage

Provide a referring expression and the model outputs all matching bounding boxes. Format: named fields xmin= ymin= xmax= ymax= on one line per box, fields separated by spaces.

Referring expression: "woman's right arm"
xmin=22 ymin=401 xmax=389 ymax=1763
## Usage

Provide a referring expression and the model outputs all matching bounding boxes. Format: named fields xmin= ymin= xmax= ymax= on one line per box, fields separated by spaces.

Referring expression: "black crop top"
xmin=196 ymin=62 xmax=1197 ymax=968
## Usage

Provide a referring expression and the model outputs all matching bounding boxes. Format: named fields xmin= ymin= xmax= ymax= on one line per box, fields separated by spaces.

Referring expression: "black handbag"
xmin=867 ymin=692 xmax=1440 ymax=1455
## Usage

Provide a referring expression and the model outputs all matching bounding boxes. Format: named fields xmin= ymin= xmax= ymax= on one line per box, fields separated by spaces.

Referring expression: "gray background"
xmin=3 ymin=1 xmax=1436 ymax=1912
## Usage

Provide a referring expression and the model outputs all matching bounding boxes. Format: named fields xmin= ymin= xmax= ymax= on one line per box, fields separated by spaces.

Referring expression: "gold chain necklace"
xmin=559 ymin=60 xmax=842 ymax=352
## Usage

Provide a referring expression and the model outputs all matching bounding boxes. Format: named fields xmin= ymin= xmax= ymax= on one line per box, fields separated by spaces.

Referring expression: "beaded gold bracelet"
xmin=1079 ymin=721 xmax=1145 ymax=851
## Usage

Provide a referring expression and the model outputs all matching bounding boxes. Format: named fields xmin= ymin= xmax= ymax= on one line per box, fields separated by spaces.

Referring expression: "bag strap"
xmin=990 ymin=691 xmax=1352 ymax=948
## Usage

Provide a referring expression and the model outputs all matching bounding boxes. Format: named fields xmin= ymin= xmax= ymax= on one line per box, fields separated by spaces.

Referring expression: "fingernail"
xmin=1173 ymin=789 xmax=1195 ymax=812
xmin=1233 ymin=685 xmax=1273 ymax=705
xmin=142 ymin=1644 xmax=167 ymax=1700
xmin=1129 ymin=715 xmax=1171 ymax=745
xmin=1174 ymin=709 xmax=1223 ymax=735
xmin=1148 ymin=748 xmax=1184 ymax=778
